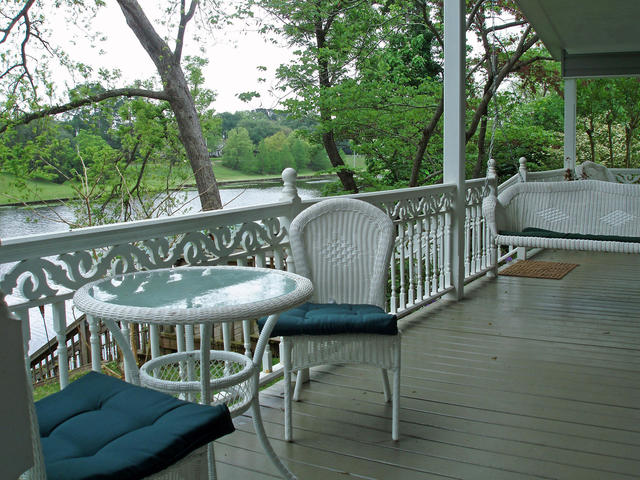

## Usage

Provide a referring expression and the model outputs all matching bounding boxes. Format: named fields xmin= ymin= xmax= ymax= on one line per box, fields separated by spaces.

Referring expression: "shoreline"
xmin=0 ymin=174 xmax=335 ymax=208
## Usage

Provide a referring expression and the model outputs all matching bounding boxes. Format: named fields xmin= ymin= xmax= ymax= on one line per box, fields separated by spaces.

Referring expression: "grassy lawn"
xmin=0 ymin=174 xmax=78 ymax=205
xmin=343 ymin=154 xmax=367 ymax=170
xmin=32 ymin=359 xmax=281 ymax=401
xmin=32 ymin=362 xmax=122 ymax=401
xmin=1 ymin=161 xmax=337 ymax=206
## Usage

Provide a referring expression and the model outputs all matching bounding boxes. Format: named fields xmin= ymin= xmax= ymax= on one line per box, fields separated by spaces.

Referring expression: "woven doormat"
xmin=499 ymin=260 xmax=579 ymax=280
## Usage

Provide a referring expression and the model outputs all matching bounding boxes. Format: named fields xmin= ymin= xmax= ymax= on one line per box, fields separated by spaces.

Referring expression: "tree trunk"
xmin=116 ymin=0 xmax=222 ymax=211
xmin=164 ymin=68 xmax=222 ymax=210
xmin=409 ymin=97 xmax=443 ymax=187
xmin=322 ymin=130 xmax=358 ymax=192
xmin=315 ymin=22 xmax=358 ymax=193
xmin=473 ymin=114 xmax=488 ymax=178
xmin=585 ymin=118 xmax=596 ymax=163
xmin=624 ymin=114 xmax=639 ymax=168
xmin=625 ymin=126 xmax=633 ymax=168
xmin=607 ymin=120 xmax=614 ymax=166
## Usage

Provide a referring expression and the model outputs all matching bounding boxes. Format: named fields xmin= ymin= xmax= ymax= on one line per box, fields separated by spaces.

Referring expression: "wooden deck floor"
xmin=215 ymin=250 xmax=640 ymax=479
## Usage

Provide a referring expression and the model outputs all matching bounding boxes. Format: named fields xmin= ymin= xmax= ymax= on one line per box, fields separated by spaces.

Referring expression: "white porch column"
xmin=564 ymin=78 xmax=577 ymax=171
xmin=443 ymin=0 xmax=466 ymax=300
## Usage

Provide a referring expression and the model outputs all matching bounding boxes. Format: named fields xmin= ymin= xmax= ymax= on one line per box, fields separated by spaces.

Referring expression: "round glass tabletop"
xmin=73 ymin=266 xmax=313 ymax=324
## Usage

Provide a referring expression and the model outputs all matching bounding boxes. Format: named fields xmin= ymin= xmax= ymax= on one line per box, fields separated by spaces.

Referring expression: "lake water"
xmin=0 ymin=180 xmax=326 ymax=240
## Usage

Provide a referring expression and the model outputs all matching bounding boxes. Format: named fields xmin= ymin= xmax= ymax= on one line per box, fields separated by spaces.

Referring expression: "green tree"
xmin=237 ymin=113 xmax=283 ymax=144
xmin=307 ymin=143 xmax=331 ymax=171
xmin=257 ymin=0 xmax=389 ymax=192
xmin=256 ymin=130 xmax=294 ymax=174
xmin=219 ymin=111 xmax=243 ymax=136
xmin=287 ymin=134 xmax=310 ymax=171
xmin=617 ymin=78 xmax=640 ymax=168
xmin=254 ymin=0 xmax=550 ymax=188
xmin=576 ymin=78 xmax=640 ymax=168
xmin=222 ymin=127 xmax=255 ymax=172
xmin=0 ymin=0 xmax=227 ymax=211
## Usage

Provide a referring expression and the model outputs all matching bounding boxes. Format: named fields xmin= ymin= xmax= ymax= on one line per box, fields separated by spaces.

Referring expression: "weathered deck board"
xmin=217 ymin=250 xmax=640 ymax=479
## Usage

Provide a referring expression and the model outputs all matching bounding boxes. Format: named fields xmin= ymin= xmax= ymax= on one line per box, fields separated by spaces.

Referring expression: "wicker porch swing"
xmin=480 ymin=2 xmax=640 ymax=256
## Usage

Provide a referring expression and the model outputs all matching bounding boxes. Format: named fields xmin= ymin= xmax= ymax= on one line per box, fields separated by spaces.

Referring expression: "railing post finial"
xmin=487 ymin=158 xmax=497 ymax=179
xmin=518 ymin=157 xmax=528 ymax=182
xmin=281 ymin=168 xmax=300 ymax=203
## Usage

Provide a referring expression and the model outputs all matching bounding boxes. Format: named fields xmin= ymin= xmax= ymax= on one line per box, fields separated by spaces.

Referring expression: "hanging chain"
xmin=485 ymin=0 xmax=522 ymax=187
xmin=487 ymin=0 xmax=499 ymax=162
xmin=484 ymin=0 xmax=501 ymax=193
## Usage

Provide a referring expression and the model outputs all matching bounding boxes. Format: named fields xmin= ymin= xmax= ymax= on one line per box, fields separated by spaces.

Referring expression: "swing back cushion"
xmin=483 ymin=180 xmax=640 ymax=252
xmin=36 ymin=371 xmax=234 ymax=480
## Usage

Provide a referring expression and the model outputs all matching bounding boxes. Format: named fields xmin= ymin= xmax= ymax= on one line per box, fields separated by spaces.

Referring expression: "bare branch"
xmin=0 ymin=88 xmax=169 ymax=133
xmin=0 ymin=0 xmax=44 ymax=93
xmin=485 ymin=19 xmax=527 ymax=33
xmin=512 ymin=55 xmax=555 ymax=70
xmin=465 ymin=29 xmax=538 ymax=142
xmin=466 ymin=0 xmax=486 ymax=30
xmin=0 ymin=0 xmax=36 ymax=44
xmin=174 ymin=0 xmax=198 ymax=62
xmin=20 ymin=9 xmax=35 ymax=91
xmin=467 ymin=52 xmax=490 ymax=78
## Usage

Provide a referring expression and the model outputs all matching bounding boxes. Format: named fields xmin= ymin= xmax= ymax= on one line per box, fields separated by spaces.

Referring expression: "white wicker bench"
xmin=482 ymin=180 xmax=640 ymax=253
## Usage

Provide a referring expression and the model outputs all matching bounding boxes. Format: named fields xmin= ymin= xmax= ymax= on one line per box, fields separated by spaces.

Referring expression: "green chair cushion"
xmin=498 ymin=227 xmax=640 ymax=244
xmin=36 ymin=371 xmax=234 ymax=480
xmin=258 ymin=302 xmax=398 ymax=336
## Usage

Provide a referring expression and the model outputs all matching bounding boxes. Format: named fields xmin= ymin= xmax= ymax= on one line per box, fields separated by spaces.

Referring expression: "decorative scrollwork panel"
xmin=1 ymin=217 xmax=289 ymax=305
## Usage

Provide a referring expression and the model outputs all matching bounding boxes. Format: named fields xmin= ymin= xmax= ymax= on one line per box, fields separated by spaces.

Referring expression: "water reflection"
xmin=0 ymin=181 xmax=323 ymax=240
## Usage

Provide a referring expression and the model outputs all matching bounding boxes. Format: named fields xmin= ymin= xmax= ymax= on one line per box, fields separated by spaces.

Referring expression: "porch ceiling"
xmin=516 ymin=0 xmax=640 ymax=77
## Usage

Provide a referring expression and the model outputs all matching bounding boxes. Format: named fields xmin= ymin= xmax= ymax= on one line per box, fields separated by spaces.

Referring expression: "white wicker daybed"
xmin=482 ymin=179 xmax=640 ymax=253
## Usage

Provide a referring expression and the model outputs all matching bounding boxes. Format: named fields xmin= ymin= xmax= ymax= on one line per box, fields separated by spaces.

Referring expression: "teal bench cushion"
xmin=36 ymin=371 xmax=235 ymax=480
xmin=258 ymin=302 xmax=398 ymax=336
xmin=498 ymin=227 xmax=640 ymax=244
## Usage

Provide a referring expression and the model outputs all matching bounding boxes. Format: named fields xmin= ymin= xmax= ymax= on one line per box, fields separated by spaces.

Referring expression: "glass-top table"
xmin=73 ymin=265 xmax=313 ymax=480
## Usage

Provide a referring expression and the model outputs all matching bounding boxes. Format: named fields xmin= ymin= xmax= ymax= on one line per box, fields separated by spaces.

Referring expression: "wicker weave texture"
xmin=283 ymin=198 xmax=401 ymax=441
xmin=289 ymin=333 xmax=401 ymax=370
xmin=289 ymin=198 xmax=395 ymax=308
xmin=499 ymin=180 xmax=640 ymax=235
xmin=484 ymin=180 xmax=640 ymax=253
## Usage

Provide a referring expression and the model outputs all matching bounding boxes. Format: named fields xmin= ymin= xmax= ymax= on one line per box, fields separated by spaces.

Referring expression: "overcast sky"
xmin=53 ymin=2 xmax=292 ymax=113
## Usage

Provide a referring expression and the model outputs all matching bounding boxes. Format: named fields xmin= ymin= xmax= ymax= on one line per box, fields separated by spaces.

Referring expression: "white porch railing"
xmin=0 ymin=169 xmax=496 ymax=391
xmin=499 ymin=157 xmax=640 ymax=189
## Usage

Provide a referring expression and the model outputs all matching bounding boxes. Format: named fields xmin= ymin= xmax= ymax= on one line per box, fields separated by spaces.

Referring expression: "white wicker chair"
xmin=280 ymin=197 xmax=401 ymax=441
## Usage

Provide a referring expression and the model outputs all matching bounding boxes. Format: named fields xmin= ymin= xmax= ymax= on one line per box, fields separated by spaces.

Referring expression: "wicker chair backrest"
xmin=289 ymin=198 xmax=395 ymax=309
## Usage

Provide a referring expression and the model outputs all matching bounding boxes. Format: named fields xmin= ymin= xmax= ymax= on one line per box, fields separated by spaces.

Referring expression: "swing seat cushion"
xmin=498 ymin=227 xmax=640 ymax=244
xmin=36 ymin=371 xmax=235 ymax=480
xmin=258 ymin=302 xmax=398 ymax=336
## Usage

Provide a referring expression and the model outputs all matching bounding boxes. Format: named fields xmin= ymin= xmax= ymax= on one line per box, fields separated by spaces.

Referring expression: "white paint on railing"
xmin=1 ymin=169 xmax=501 ymax=389
xmin=51 ymin=302 xmax=68 ymax=389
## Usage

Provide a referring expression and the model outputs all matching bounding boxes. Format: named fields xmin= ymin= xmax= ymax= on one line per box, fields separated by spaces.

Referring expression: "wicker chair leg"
xmin=392 ymin=368 xmax=400 ymax=441
xmin=380 ymin=368 xmax=391 ymax=403
xmin=281 ymin=341 xmax=294 ymax=442
xmin=292 ymin=369 xmax=305 ymax=402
